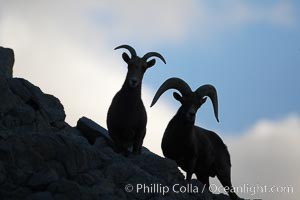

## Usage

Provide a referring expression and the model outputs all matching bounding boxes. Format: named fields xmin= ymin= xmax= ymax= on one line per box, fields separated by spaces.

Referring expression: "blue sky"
xmin=150 ymin=21 xmax=300 ymax=133
xmin=140 ymin=0 xmax=300 ymax=133
xmin=1 ymin=1 xmax=300 ymax=198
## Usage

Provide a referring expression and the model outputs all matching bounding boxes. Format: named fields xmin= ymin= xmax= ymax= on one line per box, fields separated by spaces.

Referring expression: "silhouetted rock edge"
xmin=0 ymin=47 xmax=231 ymax=200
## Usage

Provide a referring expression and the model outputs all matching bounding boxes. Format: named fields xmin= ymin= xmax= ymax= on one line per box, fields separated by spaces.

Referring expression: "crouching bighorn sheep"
xmin=150 ymin=77 xmax=239 ymax=200
xmin=107 ymin=44 xmax=166 ymax=155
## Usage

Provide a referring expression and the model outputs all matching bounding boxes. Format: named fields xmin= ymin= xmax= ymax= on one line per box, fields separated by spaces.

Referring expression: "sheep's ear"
xmin=173 ymin=92 xmax=182 ymax=103
xmin=147 ymin=59 xmax=156 ymax=68
xmin=122 ymin=53 xmax=131 ymax=63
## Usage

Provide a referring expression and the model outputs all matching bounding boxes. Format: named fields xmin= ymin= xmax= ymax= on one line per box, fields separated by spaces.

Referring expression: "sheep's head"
xmin=151 ymin=77 xmax=219 ymax=123
xmin=115 ymin=45 xmax=166 ymax=88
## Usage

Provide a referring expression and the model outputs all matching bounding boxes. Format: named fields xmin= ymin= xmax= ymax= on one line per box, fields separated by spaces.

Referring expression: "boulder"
xmin=76 ymin=116 xmax=112 ymax=145
xmin=0 ymin=46 xmax=14 ymax=79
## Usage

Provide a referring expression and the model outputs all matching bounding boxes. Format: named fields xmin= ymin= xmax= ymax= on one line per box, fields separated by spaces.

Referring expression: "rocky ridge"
xmin=0 ymin=47 xmax=230 ymax=200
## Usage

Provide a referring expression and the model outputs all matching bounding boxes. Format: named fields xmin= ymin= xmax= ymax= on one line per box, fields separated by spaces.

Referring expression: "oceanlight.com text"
xmin=124 ymin=183 xmax=294 ymax=196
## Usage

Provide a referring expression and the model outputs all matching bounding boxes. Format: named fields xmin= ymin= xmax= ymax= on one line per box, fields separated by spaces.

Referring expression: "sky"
xmin=1 ymin=0 xmax=300 ymax=199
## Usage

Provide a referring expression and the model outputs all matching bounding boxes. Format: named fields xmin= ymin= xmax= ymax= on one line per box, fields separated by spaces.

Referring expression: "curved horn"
xmin=151 ymin=77 xmax=192 ymax=107
xmin=195 ymin=84 xmax=219 ymax=122
xmin=114 ymin=44 xmax=137 ymax=57
xmin=143 ymin=52 xmax=166 ymax=64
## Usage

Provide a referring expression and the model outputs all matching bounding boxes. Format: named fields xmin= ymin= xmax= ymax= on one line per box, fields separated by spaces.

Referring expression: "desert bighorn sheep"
xmin=107 ymin=44 xmax=166 ymax=155
xmin=150 ymin=77 xmax=239 ymax=200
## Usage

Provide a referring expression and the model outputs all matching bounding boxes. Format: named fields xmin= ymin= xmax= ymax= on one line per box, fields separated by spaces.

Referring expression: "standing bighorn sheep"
xmin=150 ymin=77 xmax=239 ymax=200
xmin=107 ymin=44 xmax=166 ymax=155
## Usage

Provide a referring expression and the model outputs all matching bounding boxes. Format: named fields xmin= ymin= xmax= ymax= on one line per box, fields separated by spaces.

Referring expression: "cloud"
xmin=1 ymin=0 xmax=297 ymax=48
xmin=0 ymin=0 xmax=177 ymax=151
xmin=223 ymin=0 xmax=296 ymax=26
xmin=211 ymin=115 xmax=300 ymax=199
xmin=83 ymin=0 xmax=199 ymax=45
xmin=91 ymin=0 xmax=297 ymax=43
xmin=190 ymin=0 xmax=297 ymax=41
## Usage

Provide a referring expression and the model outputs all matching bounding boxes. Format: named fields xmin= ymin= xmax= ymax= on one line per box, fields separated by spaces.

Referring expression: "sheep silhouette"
xmin=151 ymin=77 xmax=240 ymax=200
xmin=107 ymin=44 xmax=166 ymax=155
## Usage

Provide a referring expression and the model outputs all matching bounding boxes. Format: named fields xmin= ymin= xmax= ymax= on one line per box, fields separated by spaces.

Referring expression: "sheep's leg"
xmin=196 ymin=173 xmax=210 ymax=196
xmin=197 ymin=175 xmax=209 ymax=187
xmin=110 ymin=132 xmax=130 ymax=156
xmin=186 ymin=157 xmax=197 ymax=181
xmin=132 ymin=128 xmax=146 ymax=155
xmin=110 ymin=133 xmax=122 ymax=153
xmin=132 ymin=143 xmax=139 ymax=155
xmin=217 ymin=171 xmax=239 ymax=200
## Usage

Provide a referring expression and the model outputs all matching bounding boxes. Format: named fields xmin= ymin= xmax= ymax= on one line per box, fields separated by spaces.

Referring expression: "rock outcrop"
xmin=0 ymin=47 xmax=230 ymax=200
xmin=0 ymin=47 xmax=14 ymax=79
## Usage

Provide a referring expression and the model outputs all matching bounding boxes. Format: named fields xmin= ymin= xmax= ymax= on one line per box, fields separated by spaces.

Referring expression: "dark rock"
xmin=25 ymin=192 xmax=54 ymax=200
xmin=48 ymin=179 xmax=81 ymax=199
xmin=0 ymin=46 xmax=14 ymax=78
xmin=76 ymin=116 xmax=113 ymax=145
xmin=27 ymin=168 xmax=59 ymax=190
xmin=0 ymin=75 xmax=20 ymax=117
xmin=8 ymin=78 xmax=66 ymax=124
xmin=0 ymin=161 xmax=6 ymax=184
xmin=0 ymin=77 xmax=67 ymax=132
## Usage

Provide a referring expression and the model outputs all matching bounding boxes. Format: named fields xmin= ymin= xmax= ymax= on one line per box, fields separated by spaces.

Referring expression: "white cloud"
xmin=210 ymin=115 xmax=300 ymax=199
xmin=0 ymin=0 xmax=177 ymax=150
xmin=89 ymin=0 xmax=297 ymax=43
xmin=83 ymin=0 xmax=199 ymax=45
xmin=1 ymin=0 xmax=297 ymax=48
xmin=236 ymin=0 xmax=295 ymax=26
xmin=190 ymin=0 xmax=297 ymax=40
